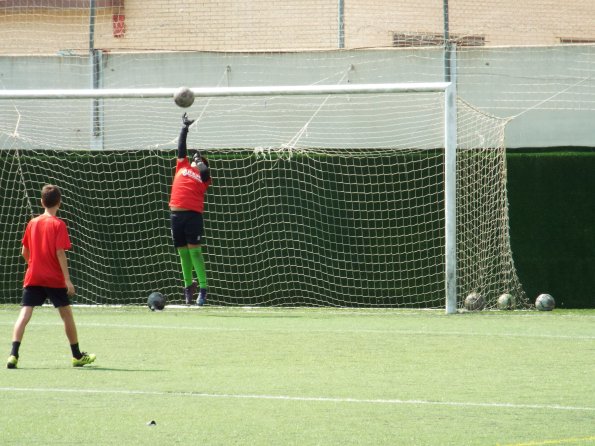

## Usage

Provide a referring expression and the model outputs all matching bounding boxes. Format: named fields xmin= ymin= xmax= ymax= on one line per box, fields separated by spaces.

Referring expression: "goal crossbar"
xmin=0 ymin=82 xmax=450 ymax=100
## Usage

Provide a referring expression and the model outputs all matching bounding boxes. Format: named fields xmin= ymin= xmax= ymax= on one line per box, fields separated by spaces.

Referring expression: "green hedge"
xmin=507 ymin=149 xmax=595 ymax=308
xmin=0 ymin=150 xmax=448 ymax=307
xmin=3 ymin=149 xmax=592 ymax=308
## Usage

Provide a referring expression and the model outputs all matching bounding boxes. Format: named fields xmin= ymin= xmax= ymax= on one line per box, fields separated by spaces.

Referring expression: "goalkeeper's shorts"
xmin=171 ymin=210 xmax=204 ymax=247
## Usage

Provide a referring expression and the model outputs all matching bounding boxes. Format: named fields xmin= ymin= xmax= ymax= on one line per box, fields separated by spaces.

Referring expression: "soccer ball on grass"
xmin=464 ymin=292 xmax=485 ymax=311
xmin=535 ymin=293 xmax=555 ymax=311
xmin=174 ymin=86 xmax=195 ymax=108
xmin=497 ymin=293 xmax=515 ymax=310
xmin=148 ymin=292 xmax=166 ymax=311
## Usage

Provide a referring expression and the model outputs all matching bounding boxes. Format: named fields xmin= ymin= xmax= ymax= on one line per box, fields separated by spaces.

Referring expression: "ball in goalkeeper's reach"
xmin=464 ymin=292 xmax=485 ymax=311
xmin=535 ymin=293 xmax=555 ymax=311
xmin=174 ymin=86 xmax=195 ymax=108
xmin=148 ymin=292 xmax=166 ymax=311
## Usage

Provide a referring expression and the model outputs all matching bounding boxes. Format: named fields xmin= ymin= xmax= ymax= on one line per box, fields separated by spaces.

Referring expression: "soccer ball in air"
xmin=497 ymin=293 xmax=515 ymax=310
xmin=535 ymin=293 xmax=555 ymax=311
xmin=148 ymin=292 xmax=166 ymax=311
xmin=174 ymin=86 xmax=195 ymax=108
xmin=464 ymin=292 xmax=485 ymax=311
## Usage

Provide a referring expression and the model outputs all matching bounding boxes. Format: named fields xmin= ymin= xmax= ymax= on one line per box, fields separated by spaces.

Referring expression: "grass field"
xmin=0 ymin=305 xmax=594 ymax=445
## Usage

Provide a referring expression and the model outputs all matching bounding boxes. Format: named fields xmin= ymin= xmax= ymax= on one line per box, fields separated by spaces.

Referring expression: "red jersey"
xmin=22 ymin=214 xmax=72 ymax=288
xmin=169 ymin=158 xmax=211 ymax=213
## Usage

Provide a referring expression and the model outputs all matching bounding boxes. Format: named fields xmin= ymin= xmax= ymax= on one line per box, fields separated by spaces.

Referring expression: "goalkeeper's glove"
xmin=182 ymin=113 xmax=195 ymax=128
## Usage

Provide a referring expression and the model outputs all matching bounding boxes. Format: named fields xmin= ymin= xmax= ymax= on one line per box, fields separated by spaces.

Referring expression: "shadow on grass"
xmin=74 ymin=366 xmax=166 ymax=372
xmin=11 ymin=366 xmax=166 ymax=372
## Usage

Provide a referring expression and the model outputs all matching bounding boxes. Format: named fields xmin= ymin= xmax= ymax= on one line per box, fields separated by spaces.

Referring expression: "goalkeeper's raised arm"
xmin=176 ymin=112 xmax=193 ymax=160
xmin=178 ymin=113 xmax=210 ymax=183
xmin=169 ymin=113 xmax=212 ymax=306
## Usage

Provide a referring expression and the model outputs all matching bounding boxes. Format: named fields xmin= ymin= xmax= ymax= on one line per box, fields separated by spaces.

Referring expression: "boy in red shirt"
xmin=169 ymin=113 xmax=212 ymax=305
xmin=6 ymin=185 xmax=96 ymax=369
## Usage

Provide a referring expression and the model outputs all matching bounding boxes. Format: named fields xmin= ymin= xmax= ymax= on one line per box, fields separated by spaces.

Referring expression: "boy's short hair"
xmin=41 ymin=184 xmax=62 ymax=209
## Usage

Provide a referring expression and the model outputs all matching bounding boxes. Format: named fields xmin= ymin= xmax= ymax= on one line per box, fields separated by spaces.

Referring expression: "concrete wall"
xmin=1 ymin=47 xmax=593 ymax=149
xmin=457 ymin=46 xmax=595 ymax=148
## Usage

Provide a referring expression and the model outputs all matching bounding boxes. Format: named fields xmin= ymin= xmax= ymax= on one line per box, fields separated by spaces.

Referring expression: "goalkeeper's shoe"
xmin=184 ymin=282 xmax=197 ymax=305
xmin=6 ymin=355 xmax=18 ymax=369
xmin=197 ymin=288 xmax=207 ymax=306
xmin=72 ymin=352 xmax=96 ymax=367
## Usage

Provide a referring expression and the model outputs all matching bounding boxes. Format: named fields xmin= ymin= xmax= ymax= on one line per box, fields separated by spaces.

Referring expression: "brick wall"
xmin=0 ymin=0 xmax=594 ymax=54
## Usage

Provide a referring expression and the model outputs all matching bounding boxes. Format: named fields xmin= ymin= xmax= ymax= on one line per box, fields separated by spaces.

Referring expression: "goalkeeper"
xmin=169 ymin=113 xmax=212 ymax=305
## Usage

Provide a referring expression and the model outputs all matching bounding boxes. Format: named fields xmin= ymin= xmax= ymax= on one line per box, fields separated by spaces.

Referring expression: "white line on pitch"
xmin=0 ymin=320 xmax=592 ymax=340
xmin=0 ymin=387 xmax=593 ymax=412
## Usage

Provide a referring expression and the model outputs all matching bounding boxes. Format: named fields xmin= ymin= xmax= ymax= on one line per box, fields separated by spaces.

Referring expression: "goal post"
xmin=444 ymin=80 xmax=458 ymax=314
xmin=0 ymin=82 xmax=525 ymax=311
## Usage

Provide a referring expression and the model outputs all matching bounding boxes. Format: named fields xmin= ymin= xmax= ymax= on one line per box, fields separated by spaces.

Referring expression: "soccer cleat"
xmin=197 ymin=288 xmax=207 ymax=306
xmin=184 ymin=282 xmax=197 ymax=305
xmin=6 ymin=355 xmax=18 ymax=369
xmin=72 ymin=352 xmax=96 ymax=367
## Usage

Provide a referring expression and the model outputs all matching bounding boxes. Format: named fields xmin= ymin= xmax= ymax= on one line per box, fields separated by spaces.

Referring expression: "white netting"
xmin=0 ymin=92 xmax=525 ymax=308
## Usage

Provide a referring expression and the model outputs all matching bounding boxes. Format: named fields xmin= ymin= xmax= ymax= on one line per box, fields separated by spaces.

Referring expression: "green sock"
xmin=189 ymin=247 xmax=208 ymax=289
xmin=177 ymin=247 xmax=194 ymax=287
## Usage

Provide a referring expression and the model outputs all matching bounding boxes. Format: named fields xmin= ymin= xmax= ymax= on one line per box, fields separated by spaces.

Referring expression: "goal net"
xmin=0 ymin=87 xmax=526 ymax=309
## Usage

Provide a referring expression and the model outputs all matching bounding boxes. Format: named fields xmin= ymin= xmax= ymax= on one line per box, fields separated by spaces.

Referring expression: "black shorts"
xmin=171 ymin=210 xmax=204 ymax=248
xmin=22 ymin=286 xmax=71 ymax=308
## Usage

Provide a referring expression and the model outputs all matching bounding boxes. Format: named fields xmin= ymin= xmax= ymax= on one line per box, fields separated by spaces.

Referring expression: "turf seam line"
xmin=0 ymin=321 xmax=593 ymax=339
xmin=0 ymin=387 xmax=593 ymax=412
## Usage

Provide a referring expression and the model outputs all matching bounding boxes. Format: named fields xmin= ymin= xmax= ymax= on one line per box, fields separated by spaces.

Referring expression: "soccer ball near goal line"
xmin=147 ymin=292 xmax=166 ymax=311
xmin=174 ymin=86 xmax=195 ymax=108
xmin=535 ymin=293 xmax=555 ymax=311
xmin=497 ymin=293 xmax=515 ymax=310
xmin=464 ymin=292 xmax=485 ymax=311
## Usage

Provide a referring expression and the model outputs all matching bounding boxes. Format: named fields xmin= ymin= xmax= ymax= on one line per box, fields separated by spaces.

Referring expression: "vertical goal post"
xmin=0 ymin=81 xmax=467 ymax=312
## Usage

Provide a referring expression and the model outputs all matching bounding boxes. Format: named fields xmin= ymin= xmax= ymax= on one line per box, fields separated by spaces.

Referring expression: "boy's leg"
xmin=189 ymin=246 xmax=208 ymax=305
xmin=7 ymin=306 xmax=34 ymax=368
xmin=177 ymin=247 xmax=194 ymax=287
xmin=58 ymin=305 xmax=78 ymax=345
xmin=186 ymin=212 xmax=207 ymax=305
xmin=189 ymin=246 xmax=207 ymax=289
xmin=12 ymin=306 xmax=34 ymax=344
xmin=8 ymin=286 xmax=47 ymax=368
xmin=172 ymin=212 xmax=197 ymax=304
xmin=178 ymin=247 xmax=197 ymax=304
xmin=57 ymin=305 xmax=96 ymax=367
